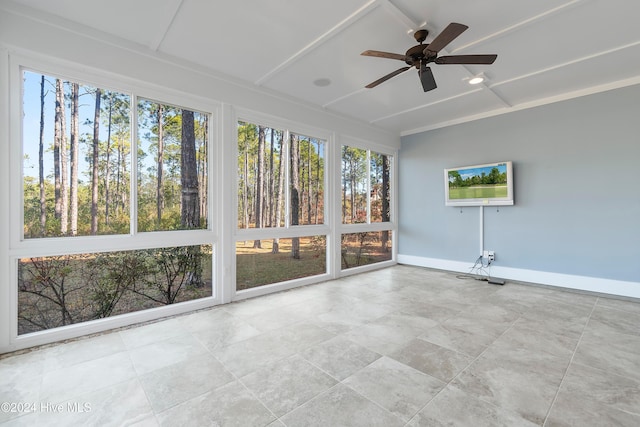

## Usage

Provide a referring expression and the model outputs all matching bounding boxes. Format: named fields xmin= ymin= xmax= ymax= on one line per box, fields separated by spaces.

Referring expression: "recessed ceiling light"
xmin=313 ymin=78 xmax=331 ymax=87
xmin=468 ymin=76 xmax=484 ymax=85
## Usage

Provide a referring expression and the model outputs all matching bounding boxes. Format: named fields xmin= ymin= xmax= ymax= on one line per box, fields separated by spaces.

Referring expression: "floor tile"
xmin=279 ymin=383 xmax=404 ymax=427
xmin=40 ymin=351 xmax=137 ymax=404
xmin=595 ymin=296 xmax=640 ymax=315
xmin=119 ymin=318 xmax=187 ymax=350
xmin=3 ymin=265 xmax=640 ymax=427
xmin=40 ymin=333 xmax=127 ymax=371
xmin=157 ymin=380 xmax=275 ymax=427
xmin=299 ymin=335 xmax=381 ymax=380
xmin=586 ymin=304 xmax=640 ymax=337
xmin=450 ymin=345 xmax=568 ymax=425
xmin=128 ymin=334 xmax=208 ymax=375
xmin=389 ymin=338 xmax=474 ymax=382
xmin=554 ymin=362 xmax=640 ymax=416
xmin=139 ymin=353 xmax=234 ymax=413
xmin=573 ymin=328 xmax=640 ymax=381
xmin=419 ymin=322 xmax=496 ymax=357
xmin=491 ymin=318 xmax=578 ymax=359
xmin=342 ymin=356 xmax=445 ymax=421
xmin=211 ymin=322 xmax=333 ymax=377
xmin=407 ymin=385 xmax=539 ymax=427
xmin=240 ymin=354 xmax=337 ymax=417
xmin=189 ymin=317 xmax=262 ymax=351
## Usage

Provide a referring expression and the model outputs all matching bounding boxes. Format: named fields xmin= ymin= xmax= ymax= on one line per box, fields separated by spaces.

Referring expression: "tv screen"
xmin=444 ymin=161 xmax=514 ymax=206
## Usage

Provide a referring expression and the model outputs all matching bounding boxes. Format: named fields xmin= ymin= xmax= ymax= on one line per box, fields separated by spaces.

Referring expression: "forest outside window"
xmin=21 ymin=72 xmax=210 ymax=238
xmin=237 ymin=121 xmax=325 ymax=229
xmin=22 ymin=71 xmax=132 ymax=238
xmin=18 ymin=69 xmax=214 ymax=336
xmin=137 ymin=98 xmax=209 ymax=232
xmin=236 ymin=120 xmax=327 ymax=291
xmin=341 ymin=146 xmax=392 ymax=224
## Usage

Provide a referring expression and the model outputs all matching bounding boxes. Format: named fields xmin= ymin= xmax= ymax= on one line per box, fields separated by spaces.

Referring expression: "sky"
xmin=450 ymin=163 xmax=507 ymax=182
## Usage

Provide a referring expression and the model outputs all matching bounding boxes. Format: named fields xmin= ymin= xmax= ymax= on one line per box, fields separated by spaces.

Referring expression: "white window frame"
xmin=231 ymin=108 xmax=335 ymax=300
xmin=337 ymin=136 xmax=398 ymax=276
xmin=4 ymin=52 xmax=223 ymax=352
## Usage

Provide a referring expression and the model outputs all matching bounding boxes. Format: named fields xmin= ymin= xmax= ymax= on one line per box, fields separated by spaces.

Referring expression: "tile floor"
xmin=1 ymin=265 xmax=640 ymax=426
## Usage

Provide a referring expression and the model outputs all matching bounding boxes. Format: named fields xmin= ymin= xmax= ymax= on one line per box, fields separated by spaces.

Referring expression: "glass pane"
xmin=290 ymin=133 xmax=325 ymax=226
xmin=236 ymin=236 xmax=326 ymax=290
xmin=341 ymin=231 xmax=392 ymax=270
xmin=237 ymin=122 xmax=286 ymax=229
xmin=341 ymin=146 xmax=368 ymax=223
xmin=22 ymin=71 xmax=131 ymax=238
xmin=137 ymin=99 xmax=209 ymax=232
xmin=370 ymin=152 xmax=392 ymax=223
xmin=17 ymin=245 xmax=213 ymax=335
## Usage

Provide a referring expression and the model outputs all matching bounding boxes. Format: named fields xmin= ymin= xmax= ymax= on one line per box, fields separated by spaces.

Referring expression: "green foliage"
xmin=17 ymin=246 xmax=212 ymax=335
xmin=448 ymin=167 xmax=507 ymax=188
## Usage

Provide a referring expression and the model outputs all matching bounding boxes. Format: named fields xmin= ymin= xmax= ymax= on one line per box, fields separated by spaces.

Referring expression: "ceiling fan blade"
xmin=365 ymin=66 xmax=411 ymax=88
xmin=361 ymin=50 xmax=406 ymax=61
xmin=419 ymin=63 xmax=437 ymax=92
xmin=424 ymin=22 xmax=468 ymax=56
xmin=435 ymin=54 xmax=497 ymax=65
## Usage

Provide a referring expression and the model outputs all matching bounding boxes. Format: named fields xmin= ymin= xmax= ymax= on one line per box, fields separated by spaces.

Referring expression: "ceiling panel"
xmin=5 ymin=0 xmax=640 ymax=135
xmin=374 ymin=89 xmax=508 ymax=133
xmin=492 ymin=42 xmax=640 ymax=106
xmin=14 ymin=0 xmax=182 ymax=49
xmin=158 ymin=0 xmax=369 ymax=84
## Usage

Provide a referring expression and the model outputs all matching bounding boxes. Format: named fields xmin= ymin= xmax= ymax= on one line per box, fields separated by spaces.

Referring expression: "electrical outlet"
xmin=488 ymin=251 xmax=495 ymax=261
xmin=482 ymin=250 xmax=489 ymax=259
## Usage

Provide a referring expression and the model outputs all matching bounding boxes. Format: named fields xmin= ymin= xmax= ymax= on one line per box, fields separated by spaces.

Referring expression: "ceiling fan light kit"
xmin=361 ymin=22 xmax=497 ymax=92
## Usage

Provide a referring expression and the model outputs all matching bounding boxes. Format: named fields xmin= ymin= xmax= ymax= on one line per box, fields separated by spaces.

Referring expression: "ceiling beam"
xmin=254 ymin=0 xmax=421 ymax=87
xmin=451 ymin=0 xmax=586 ymax=53
xmin=148 ymin=0 xmax=184 ymax=52
xmin=254 ymin=0 xmax=381 ymax=86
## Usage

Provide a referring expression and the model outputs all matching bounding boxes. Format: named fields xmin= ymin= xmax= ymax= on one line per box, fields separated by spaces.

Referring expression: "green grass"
xmin=449 ymin=184 xmax=507 ymax=200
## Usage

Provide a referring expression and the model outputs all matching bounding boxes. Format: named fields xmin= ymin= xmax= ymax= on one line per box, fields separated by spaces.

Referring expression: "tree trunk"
xmin=199 ymin=115 xmax=208 ymax=222
xmin=91 ymin=88 xmax=101 ymax=235
xmin=181 ymin=110 xmax=200 ymax=228
xmin=268 ymin=129 xmax=275 ymax=227
xmin=59 ymin=82 xmax=68 ymax=235
xmin=104 ymin=92 xmax=113 ymax=227
xmin=38 ymin=75 xmax=46 ymax=236
xmin=70 ymin=83 xmax=79 ymax=236
xmin=243 ymin=137 xmax=249 ymax=229
xmin=253 ymin=126 xmax=265 ymax=248
xmin=290 ymin=134 xmax=300 ymax=259
xmin=53 ymin=79 xmax=62 ymax=220
xmin=315 ymin=141 xmax=321 ymax=224
xmin=350 ymin=158 xmax=357 ymax=223
xmin=272 ymin=133 xmax=285 ymax=254
xmin=156 ymin=104 xmax=164 ymax=226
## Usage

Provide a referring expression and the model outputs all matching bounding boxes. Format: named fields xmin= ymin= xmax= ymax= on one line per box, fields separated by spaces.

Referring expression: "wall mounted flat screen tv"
xmin=445 ymin=161 xmax=514 ymax=206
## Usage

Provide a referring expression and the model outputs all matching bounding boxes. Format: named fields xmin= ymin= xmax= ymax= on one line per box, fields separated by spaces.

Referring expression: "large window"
xmin=137 ymin=99 xmax=209 ymax=232
xmin=236 ymin=120 xmax=328 ymax=291
xmin=341 ymin=145 xmax=393 ymax=271
xmin=22 ymin=71 xmax=132 ymax=238
xmin=18 ymin=245 xmax=212 ymax=334
xmin=17 ymin=69 xmax=215 ymax=337
xmin=341 ymin=147 xmax=392 ymax=224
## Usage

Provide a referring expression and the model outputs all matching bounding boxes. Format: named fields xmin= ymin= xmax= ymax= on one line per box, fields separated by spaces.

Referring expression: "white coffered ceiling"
xmin=7 ymin=0 xmax=640 ymax=135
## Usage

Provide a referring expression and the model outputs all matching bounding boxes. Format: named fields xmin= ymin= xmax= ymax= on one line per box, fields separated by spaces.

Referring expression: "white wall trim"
xmin=398 ymin=254 xmax=640 ymax=299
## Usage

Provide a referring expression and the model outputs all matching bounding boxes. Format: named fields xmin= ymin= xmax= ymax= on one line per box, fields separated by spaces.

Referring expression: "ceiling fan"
xmin=361 ymin=23 xmax=497 ymax=92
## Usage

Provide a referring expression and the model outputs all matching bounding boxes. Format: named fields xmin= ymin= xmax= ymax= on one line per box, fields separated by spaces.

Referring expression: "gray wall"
xmin=399 ymin=85 xmax=640 ymax=283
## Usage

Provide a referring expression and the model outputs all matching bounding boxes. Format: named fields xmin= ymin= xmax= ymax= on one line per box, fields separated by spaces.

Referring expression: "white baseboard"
xmin=398 ymin=254 xmax=640 ymax=299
